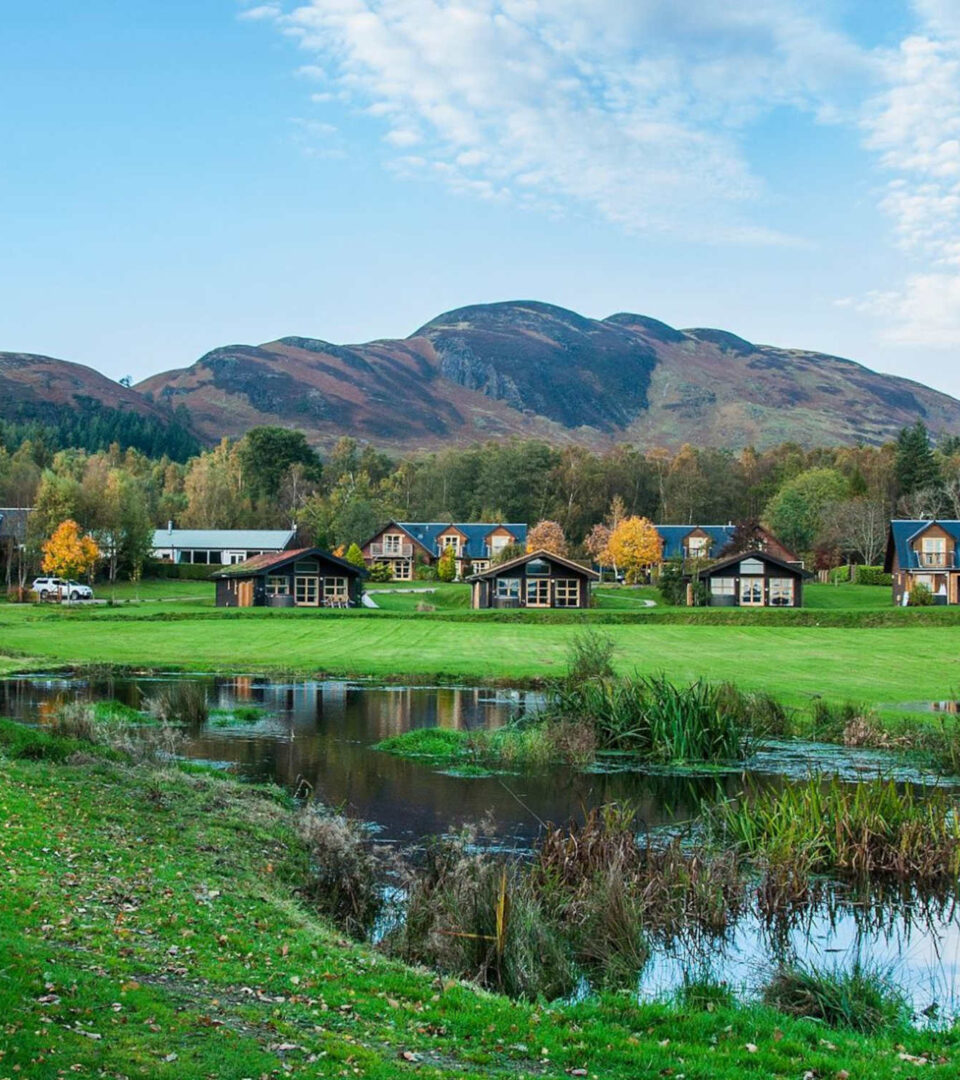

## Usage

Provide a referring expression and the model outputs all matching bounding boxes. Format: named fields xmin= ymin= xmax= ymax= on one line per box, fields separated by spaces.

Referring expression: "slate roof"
xmin=700 ymin=549 xmax=806 ymax=578
xmin=0 ymin=508 xmax=32 ymax=544
xmin=211 ymin=547 xmax=365 ymax=578
xmin=886 ymin=520 xmax=960 ymax=571
xmin=151 ymin=528 xmax=297 ymax=552
xmin=389 ymin=522 xmax=528 ymax=559
xmin=466 ymin=549 xmax=599 ymax=581
xmin=655 ymin=524 xmax=735 ymax=559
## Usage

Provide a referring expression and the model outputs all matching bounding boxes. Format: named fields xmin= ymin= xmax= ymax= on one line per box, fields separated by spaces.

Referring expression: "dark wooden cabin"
xmin=211 ymin=547 xmax=365 ymax=608
xmin=467 ymin=549 xmax=598 ymax=610
xmin=697 ymin=549 xmax=805 ymax=608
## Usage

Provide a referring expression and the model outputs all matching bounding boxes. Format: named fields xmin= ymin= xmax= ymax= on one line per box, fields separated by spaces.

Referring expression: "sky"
xmin=2 ymin=0 xmax=960 ymax=397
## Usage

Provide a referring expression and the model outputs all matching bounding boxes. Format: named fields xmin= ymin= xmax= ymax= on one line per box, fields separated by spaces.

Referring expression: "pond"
xmin=3 ymin=672 xmax=960 ymax=1022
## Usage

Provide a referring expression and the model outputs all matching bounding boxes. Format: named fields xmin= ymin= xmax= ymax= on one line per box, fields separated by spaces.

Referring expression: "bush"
xmin=828 ymin=564 xmax=851 ymax=583
xmin=414 ymin=561 xmax=438 ymax=581
xmin=854 ymin=565 xmax=893 ymax=586
xmin=762 ymin=961 xmax=909 ymax=1033
xmin=908 ymin=582 xmax=933 ymax=606
xmin=658 ymin=558 xmax=686 ymax=605
xmin=5 ymin=586 xmax=31 ymax=603
xmin=149 ymin=562 xmax=218 ymax=580
xmin=367 ymin=562 xmax=394 ymax=583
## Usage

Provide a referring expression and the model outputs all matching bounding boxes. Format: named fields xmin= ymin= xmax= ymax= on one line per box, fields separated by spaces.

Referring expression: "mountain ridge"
xmin=4 ymin=301 xmax=959 ymax=453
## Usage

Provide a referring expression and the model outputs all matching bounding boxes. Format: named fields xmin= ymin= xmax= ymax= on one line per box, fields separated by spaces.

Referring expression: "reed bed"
xmin=762 ymin=961 xmax=910 ymax=1033
xmin=710 ymin=776 xmax=960 ymax=881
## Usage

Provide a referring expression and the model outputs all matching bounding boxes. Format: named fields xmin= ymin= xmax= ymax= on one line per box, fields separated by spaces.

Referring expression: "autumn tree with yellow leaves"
xmin=526 ymin=520 xmax=568 ymax=556
xmin=605 ymin=516 xmax=662 ymax=584
xmin=41 ymin=520 xmax=100 ymax=588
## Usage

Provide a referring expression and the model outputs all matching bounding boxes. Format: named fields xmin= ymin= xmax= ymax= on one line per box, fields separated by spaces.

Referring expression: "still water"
xmin=3 ymin=673 xmax=960 ymax=1020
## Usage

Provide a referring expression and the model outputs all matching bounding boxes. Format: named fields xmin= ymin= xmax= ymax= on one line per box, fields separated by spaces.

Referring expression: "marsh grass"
xmin=144 ymin=680 xmax=208 ymax=725
xmin=297 ymin=807 xmax=384 ymax=939
xmin=211 ymin=704 xmax=264 ymax=727
xmin=677 ymin=973 xmax=736 ymax=1013
xmin=546 ymin=674 xmax=759 ymax=763
xmin=711 ymin=776 xmax=960 ymax=881
xmin=39 ymin=701 xmax=184 ymax=764
xmin=762 ymin=961 xmax=910 ymax=1033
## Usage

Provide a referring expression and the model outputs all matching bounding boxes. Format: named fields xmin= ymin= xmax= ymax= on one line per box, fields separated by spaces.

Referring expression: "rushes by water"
xmin=710 ymin=776 xmax=960 ymax=881
xmin=545 ymin=674 xmax=761 ymax=763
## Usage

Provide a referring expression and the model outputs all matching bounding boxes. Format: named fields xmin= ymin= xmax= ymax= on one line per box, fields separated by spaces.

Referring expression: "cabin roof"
xmin=466 ymin=548 xmax=599 ymax=581
xmin=211 ymin=547 xmax=365 ymax=578
xmin=886 ymin=519 xmax=960 ymax=571
xmin=700 ymin=548 xmax=806 ymax=578
xmin=368 ymin=521 xmax=528 ymax=558
xmin=151 ymin=528 xmax=297 ymax=551
xmin=654 ymin=524 xmax=734 ymax=559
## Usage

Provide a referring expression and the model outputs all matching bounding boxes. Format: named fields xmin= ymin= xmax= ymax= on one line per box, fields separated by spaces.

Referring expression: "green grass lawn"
xmin=1 ymin=600 xmax=958 ymax=711
xmin=1 ymin=751 xmax=953 ymax=1078
xmin=367 ymin=583 xmax=471 ymax=611
xmin=96 ymin=578 xmax=216 ymax=602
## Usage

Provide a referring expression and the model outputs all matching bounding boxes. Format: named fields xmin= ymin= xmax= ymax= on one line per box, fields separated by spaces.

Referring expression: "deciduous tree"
xmin=526 ymin=519 xmax=567 ymax=556
xmin=41 ymin=520 xmax=100 ymax=587
xmin=606 ymin=516 xmax=662 ymax=584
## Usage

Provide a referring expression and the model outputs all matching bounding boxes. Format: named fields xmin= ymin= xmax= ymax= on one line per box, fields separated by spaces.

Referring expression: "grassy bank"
xmin=2 ymin=744 xmax=956 ymax=1078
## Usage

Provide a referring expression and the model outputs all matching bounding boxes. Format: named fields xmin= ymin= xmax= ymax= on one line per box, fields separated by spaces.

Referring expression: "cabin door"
xmin=238 ymin=580 xmax=254 ymax=608
xmin=739 ymin=577 xmax=764 ymax=606
xmin=294 ymin=575 xmax=319 ymax=606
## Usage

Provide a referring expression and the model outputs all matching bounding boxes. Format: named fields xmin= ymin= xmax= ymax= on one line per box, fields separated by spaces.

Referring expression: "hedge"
xmin=147 ymin=562 xmax=218 ymax=580
xmin=853 ymin=565 xmax=893 ymax=587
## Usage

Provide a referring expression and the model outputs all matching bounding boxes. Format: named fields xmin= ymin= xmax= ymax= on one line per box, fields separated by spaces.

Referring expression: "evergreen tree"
xmin=895 ymin=421 xmax=940 ymax=497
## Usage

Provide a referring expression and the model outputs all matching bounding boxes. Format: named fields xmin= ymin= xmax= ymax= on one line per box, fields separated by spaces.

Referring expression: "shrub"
xmin=415 ymin=601 xmax=436 ymax=612
xmin=854 ymin=565 xmax=893 ymax=586
xmin=762 ymin=961 xmax=909 ymax=1033
xmin=658 ymin=558 xmax=687 ymax=605
xmin=908 ymin=582 xmax=934 ymax=606
xmin=367 ymin=562 xmax=394 ymax=583
xmin=414 ymin=561 xmax=438 ymax=581
xmin=828 ymin=564 xmax=851 ymax=583
xmin=437 ymin=546 xmax=457 ymax=582
xmin=5 ymin=586 xmax=31 ymax=603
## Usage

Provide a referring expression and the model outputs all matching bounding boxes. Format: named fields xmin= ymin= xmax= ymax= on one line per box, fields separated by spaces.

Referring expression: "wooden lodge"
xmin=467 ymin=549 xmax=599 ymax=610
xmin=360 ymin=521 xmax=528 ymax=580
xmin=885 ymin=520 xmax=960 ymax=605
xmin=655 ymin=523 xmax=802 ymax=567
xmin=697 ymin=549 xmax=805 ymax=607
xmin=211 ymin=547 xmax=365 ymax=608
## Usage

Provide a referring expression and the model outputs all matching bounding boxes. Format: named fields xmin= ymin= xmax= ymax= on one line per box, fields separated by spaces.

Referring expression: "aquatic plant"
xmin=545 ymin=674 xmax=758 ymax=762
xmin=564 ymin=626 xmax=616 ymax=685
xmin=710 ymin=776 xmax=960 ymax=881
xmin=676 ymin=972 xmax=736 ymax=1013
xmin=297 ymin=807 xmax=384 ymax=939
xmin=144 ymin=681 xmax=208 ymax=726
xmin=762 ymin=960 xmax=910 ymax=1033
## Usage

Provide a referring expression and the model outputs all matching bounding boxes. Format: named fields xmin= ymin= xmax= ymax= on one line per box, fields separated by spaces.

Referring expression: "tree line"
xmin=1 ymin=420 xmax=958 ymax=584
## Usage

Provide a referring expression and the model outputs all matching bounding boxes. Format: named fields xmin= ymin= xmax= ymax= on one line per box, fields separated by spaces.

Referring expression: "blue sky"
xmin=3 ymin=0 xmax=960 ymax=399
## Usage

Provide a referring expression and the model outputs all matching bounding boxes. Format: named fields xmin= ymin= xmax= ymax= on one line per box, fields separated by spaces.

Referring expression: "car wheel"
xmin=70 ymin=591 xmax=80 ymax=601
xmin=40 ymin=589 xmax=49 ymax=600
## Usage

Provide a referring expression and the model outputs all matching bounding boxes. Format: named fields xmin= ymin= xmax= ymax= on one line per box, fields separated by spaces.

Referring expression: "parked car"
xmin=31 ymin=577 xmax=94 ymax=601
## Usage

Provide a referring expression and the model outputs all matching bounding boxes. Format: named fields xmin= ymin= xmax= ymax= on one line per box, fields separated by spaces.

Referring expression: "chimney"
xmin=168 ymin=520 xmax=173 ymax=534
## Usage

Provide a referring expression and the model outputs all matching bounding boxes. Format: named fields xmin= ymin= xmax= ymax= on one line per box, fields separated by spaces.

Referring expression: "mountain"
xmin=136 ymin=301 xmax=960 ymax=451
xmin=6 ymin=302 xmax=960 ymax=453
xmin=0 ymin=351 xmax=200 ymax=459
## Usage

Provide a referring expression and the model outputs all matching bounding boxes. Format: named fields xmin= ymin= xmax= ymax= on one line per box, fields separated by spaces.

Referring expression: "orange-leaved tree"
xmin=526 ymin=520 xmax=568 ymax=556
xmin=606 ymin=516 xmax=662 ymax=584
xmin=42 ymin=520 xmax=100 ymax=590
xmin=584 ymin=523 xmax=611 ymax=570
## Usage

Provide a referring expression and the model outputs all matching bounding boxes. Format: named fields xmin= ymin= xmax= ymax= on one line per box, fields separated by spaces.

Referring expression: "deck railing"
xmin=369 ymin=543 xmax=413 ymax=558
xmin=916 ymin=551 xmax=955 ymax=568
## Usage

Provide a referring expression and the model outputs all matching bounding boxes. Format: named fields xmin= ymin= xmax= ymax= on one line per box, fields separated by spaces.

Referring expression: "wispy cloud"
xmin=858 ymin=4 xmax=960 ymax=344
xmin=255 ymin=0 xmax=870 ymax=243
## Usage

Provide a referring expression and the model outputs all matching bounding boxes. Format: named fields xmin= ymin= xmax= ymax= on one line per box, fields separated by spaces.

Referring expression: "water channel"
xmin=4 ymin=673 xmax=960 ymax=1021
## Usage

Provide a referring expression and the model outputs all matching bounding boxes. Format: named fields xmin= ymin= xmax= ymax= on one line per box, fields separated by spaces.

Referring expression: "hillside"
xmin=6 ymin=302 xmax=960 ymax=452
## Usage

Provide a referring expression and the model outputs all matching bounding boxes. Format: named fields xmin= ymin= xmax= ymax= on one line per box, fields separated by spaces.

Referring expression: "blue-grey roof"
xmin=887 ymin=520 xmax=960 ymax=570
xmin=151 ymin=528 xmax=296 ymax=551
xmin=655 ymin=525 xmax=735 ymax=560
xmin=396 ymin=522 xmax=527 ymax=559
xmin=0 ymin=507 xmax=32 ymax=544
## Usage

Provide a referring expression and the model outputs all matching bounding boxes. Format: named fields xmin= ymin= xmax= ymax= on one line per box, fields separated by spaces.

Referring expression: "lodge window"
xmin=710 ymin=577 xmax=736 ymax=596
xmin=525 ymin=558 xmax=550 ymax=576
xmin=496 ymin=578 xmax=520 ymax=600
xmin=686 ymin=537 xmax=709 ymax=557
xmin=769 ymin=578 xmax=794 ymax=606
xmin=383 ymin=534 xmax=403 ymax=554
xmin=920 ymin=537 xmax=948 ymax=568
xmin=472 ymin=560 xmax=490 ymax=573
xmin=440 ymin=535 xmax=460 ymax=553
xmin=324 ymin=577 xmax=348 ymax=600
xmin=554 ymin=579 xmax=579 ymax=607
xmin=526 ymin=579 xmax=550 ymax=606
xmin=392 ymin=560 xmax=412 ymax=580
xmin=266 ymin=575 xmax=289 ymax=596
xmin=294 ymin=559 xmax=319 ymax=574
xmin=489 ymin=535 xmax=511 ymax=554
xmin=740 ymin=578 xmax=764 ymax=605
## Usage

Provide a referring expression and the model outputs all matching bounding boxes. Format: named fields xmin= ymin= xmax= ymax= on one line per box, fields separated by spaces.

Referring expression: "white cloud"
xmin=239 ymin=3 xmax=282 ymax=21
xmin=856 ymin=6 xmax=960 ymax=345
xmin=258 ymin=0 xmax=872 ymax=242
